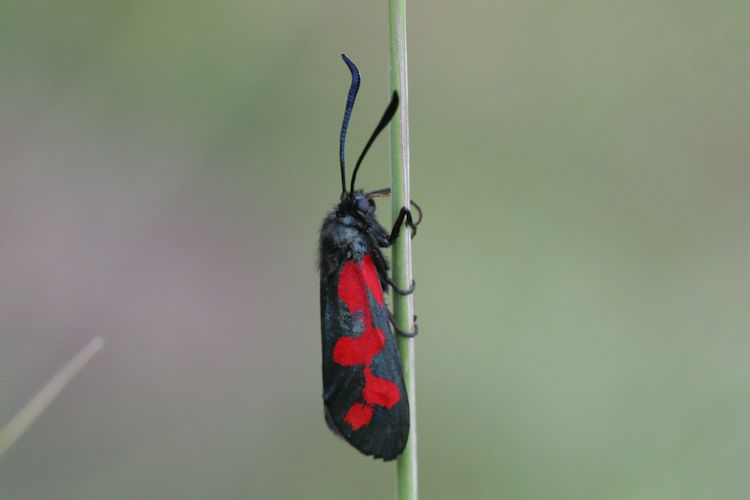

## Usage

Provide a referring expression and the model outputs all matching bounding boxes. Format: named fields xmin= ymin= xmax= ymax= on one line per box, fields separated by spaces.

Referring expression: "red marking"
xmin=333 ymin=327 xmax=385 ymax=366
xmin=362 ymin=367 xmax=400 ymax=409
xmin=333 ymin=256 xmax=400 ymax=430
xmin=361 ymin=254 xmax=384 ymax=305
xmin=337 ymin=260 xmax=372 ymax=325
xmin=343 ymin=403 xmax=373 ymax=431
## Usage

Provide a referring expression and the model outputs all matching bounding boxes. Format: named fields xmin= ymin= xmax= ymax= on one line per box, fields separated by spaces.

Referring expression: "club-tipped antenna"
xmin=349 ymin=91 xmax=399 ymax=194
xmin=339 ymin=54 xmax=360 ymax=195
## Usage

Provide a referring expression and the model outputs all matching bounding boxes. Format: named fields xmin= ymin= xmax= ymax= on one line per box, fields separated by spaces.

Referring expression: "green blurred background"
xmin=1 ymin=1 xmax=749 ymax=498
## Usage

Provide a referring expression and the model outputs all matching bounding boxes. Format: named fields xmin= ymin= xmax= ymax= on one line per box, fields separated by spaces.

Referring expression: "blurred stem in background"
xmin=0 ymin=337 xmax=104 ymax=460
xmin=388 ymin=0 xmax=417 ymax=497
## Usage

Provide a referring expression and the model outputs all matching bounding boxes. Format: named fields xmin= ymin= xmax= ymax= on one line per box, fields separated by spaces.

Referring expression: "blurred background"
xmin=1 ymin=1 xmax=749 ymax=498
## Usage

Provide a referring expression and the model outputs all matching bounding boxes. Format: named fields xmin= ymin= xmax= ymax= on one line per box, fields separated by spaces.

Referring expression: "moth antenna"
xmin=350 ymin=92 xmax=399 ymax=195
xmin=339 ymin=54 xmax=360 ymax=196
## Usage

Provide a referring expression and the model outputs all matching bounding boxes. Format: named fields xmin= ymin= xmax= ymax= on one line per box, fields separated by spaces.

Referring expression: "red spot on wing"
xmin=333 ymin=327 xmax=385 ymax=366
xmin=343 ymin=403 xmax=374 ymax=431
xmin=337 ymin=260 xmax=372 ymax=325
xmin=333 ymin=255 xmax=400 ymax=430
xmin=361 ymin=254 xmax=384 ymax=305
xmin=362 ymin=367 xmax=400 ymax=409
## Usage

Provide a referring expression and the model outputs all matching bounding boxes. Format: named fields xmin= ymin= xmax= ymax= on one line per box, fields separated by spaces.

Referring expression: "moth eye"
xmin=357 ymin=198 xmax=370 ymax=213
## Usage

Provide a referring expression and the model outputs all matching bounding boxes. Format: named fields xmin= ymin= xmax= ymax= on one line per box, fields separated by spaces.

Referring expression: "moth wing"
xmin=320 ymin=256 xmax=409 ymax=460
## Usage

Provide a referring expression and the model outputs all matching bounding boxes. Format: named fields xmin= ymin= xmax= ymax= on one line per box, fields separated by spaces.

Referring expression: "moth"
xmin=318 ymin=54 xmax=419 ymax=460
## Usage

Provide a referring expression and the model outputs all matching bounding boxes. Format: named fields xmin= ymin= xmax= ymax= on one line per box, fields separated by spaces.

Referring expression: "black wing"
xmin=320 ymin=256 xmax=409 ymax=460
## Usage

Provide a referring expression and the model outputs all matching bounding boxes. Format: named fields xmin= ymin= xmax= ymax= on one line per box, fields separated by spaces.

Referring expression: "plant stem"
xmin=388 ymin=0 xmax=417 ymax=498
xmin=0 ymin=337 xmax=105 ymax=460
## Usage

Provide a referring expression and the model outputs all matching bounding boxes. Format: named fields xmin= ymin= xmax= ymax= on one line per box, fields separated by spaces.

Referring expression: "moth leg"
xmin=388 ymin=310 xmax=419 ymax=337
xmin=409 ymin=200 xmax=423 ymax=228
xmin=388 ymin=206 xmax=417 ymax=243
xmin=384 ymin=275 xmax=415 ymax=295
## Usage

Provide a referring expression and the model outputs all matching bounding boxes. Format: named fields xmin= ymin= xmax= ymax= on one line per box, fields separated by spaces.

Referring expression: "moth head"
xmin=339 ymin=190 xmax=375 ymax=218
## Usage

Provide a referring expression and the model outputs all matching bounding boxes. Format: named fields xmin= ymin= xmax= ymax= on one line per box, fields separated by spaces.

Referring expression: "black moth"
xmin=318 ymin=54 xmax=418 ymax=460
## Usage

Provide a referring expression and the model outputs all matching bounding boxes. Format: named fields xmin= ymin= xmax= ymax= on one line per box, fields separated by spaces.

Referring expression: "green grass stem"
xmin=388 ymin=0 xmax=417 ymax=498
